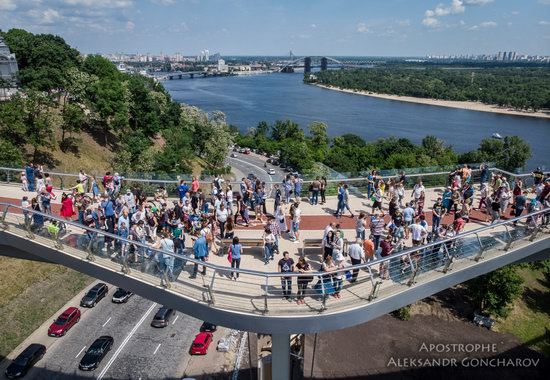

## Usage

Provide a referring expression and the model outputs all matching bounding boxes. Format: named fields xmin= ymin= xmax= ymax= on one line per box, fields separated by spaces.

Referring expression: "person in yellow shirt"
xmin=70 ymin=180 xmax=85 ymax=195
xmin=47 ymin=220 xmax=60 ymax=238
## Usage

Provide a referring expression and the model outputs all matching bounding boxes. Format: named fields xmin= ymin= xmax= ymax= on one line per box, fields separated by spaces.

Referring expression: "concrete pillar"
xmin=271 ymin=334 xmax=290 ymax=380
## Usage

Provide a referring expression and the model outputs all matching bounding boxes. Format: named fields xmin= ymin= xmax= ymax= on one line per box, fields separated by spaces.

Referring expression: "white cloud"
xmin=422 ymin=17 xmax=440 ymax=27
xmin=396 ymin=19 xmax=410 ymax=27
xmin=511 ymin=11 xmax=520 ymax=15
xmin=126 ymin=20 xmax=135 ymax=30
xmin=539 ymin=21 xmax=550 ymax=25
xmin=0 ymin=0 xmax=16 ymax=11
xmin=63 ymin=0 xmax=134 ymax=8
xmin=311 ymin=23 xmax=317 ymax=28
xmin=463 ymin=0 xmax=493 ymax=5
xmin=468 ymin=20 xmax=497 ymax=30
xmin=151 ymin=0 xmax=175 ymax=5
xmin=422 ymin=0 xmax=494 ymax=28
xmin=28 ymin=8 xmax=63 ymax=24
xmin=356 ymin=22 xmax=369 ymax=33
xmin=539 ymin=0 xmax=550 ymax=4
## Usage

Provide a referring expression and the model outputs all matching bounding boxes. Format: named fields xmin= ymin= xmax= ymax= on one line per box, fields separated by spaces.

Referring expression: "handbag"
xmin=227 ymin=246 xmax=232 ymax=263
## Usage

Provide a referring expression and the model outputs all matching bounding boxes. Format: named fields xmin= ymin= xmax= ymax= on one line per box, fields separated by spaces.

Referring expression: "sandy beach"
xmin=315 ymin=84 xmax=550 ymax=120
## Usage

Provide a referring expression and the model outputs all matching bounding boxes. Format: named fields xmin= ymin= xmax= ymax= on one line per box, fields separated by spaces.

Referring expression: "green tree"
xmin=468 ymin=266 xmax=524 ymax=317
xmin=308 ymin=121 xmax=330 ymax=161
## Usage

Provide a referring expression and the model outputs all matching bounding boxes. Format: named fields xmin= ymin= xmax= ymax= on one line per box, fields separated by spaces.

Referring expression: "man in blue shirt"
xmin=403 ymin=202 xmax=415 ymax=239
xmin=191 ymin=235 xmax=208 ymax=278
xmin=177 ymin=180 xmax=189 ymax=200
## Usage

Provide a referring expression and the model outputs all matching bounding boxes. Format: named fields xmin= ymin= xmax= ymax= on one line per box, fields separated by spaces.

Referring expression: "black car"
xmin=112 ymin=288 xmax=133 ymax=303
xmin=151 ymin=307 xmax=175 ymax=328
xmin=79 ymin=336 xmax=114 ymax=371
xmin=200 ymin=322 xmax=217 ymax=333
xmin=5 ymin=344 xmax=46 ymax=379
xmin=80 ymin=283 xmax=108 ymax=308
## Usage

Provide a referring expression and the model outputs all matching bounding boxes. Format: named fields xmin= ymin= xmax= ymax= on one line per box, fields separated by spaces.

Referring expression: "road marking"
xmin=172 ymin=315 xmax=179 ymax=325
xmin=229 ymin=157 xmax=273 ymax=182
xmin=102 ymin=317 xmax=111 ymax=327
xmin=96 ymin=302 xmax=157 ymax=380
xmin=153 ymin=343 xmax=161 ymax=355
xmin=75 ymin=346 xmax=86 ymax=359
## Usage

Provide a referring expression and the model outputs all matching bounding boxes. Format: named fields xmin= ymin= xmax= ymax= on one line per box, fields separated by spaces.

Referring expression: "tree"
xmin=468 ymin=266 xmax=523 ymax=317
xmin=308 ymin=122 xmax=330 ymax=161
xmin=467 ymin=136 xmax=531 ymax=172
xmin=61 ymin=103 xmax=85 ymax=142
xmin=202 ymin=112 xmax=234 ymax=169
xmin=280 ymin=140 xmax=314 ymax=172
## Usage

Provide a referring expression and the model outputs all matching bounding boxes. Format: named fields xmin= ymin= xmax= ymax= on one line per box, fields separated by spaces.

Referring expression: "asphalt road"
xmin=226 ymin=152 xmax=286 ymax=184
xmin=19 ymin=284 xmax=202 ymax=380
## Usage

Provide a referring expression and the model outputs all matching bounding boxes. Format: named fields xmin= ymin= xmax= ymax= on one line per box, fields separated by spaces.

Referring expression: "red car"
xmin=190 ymin=332 xmax=213 ymax=355
xmin=48 ymin=307 xmax=81 ymax=337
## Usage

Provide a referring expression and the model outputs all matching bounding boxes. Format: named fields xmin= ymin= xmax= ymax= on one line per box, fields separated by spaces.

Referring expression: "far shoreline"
xmin=314 ymin=84 xmax=550 ymax=120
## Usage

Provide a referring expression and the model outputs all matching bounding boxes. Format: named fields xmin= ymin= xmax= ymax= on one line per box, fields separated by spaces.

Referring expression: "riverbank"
xmin=315 ymin=84 xmax=550 ymax=120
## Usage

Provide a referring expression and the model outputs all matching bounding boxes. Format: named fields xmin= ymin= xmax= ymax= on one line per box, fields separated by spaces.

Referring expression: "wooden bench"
xmin=219 ymin=238 xmax=264 ymax=255
xmin=301 ymin=238 xmax=349 ymax=256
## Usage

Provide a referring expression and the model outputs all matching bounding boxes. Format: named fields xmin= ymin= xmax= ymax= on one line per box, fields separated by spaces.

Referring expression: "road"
xmin=226 ymin=151 xmax=286 ymax=184
xmin=19 ymin=285 xmax=200 ymax=380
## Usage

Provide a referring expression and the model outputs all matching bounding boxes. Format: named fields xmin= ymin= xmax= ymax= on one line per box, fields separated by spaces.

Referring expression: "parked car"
xmin=473 ymin=313 xmax=495 ymax=330
xmin=267 ymin=168 xmax=276 ymax=175
xmin=112 ymin=288 xmax=133 ymax=303
xmin=190 ymin=332 xmax=213 ymax=355
xmin=266 ymin=158 xmax=272 ymax=164
xmin=216 ymin=339 xmax=229 ymax=352
xmin=5 ymin=344 xmax=46 ymax=379
xmin=230 ymin=153 xmax=237 ymax=158
xmin=80 ymin=283 xmax=108 ymax=308
xmin=78 ymin=336 xmax=114 ymax=371
xmin=272 ymin=160 xmax=280 ymax=166
xmin=151 ymin=307 xmax=175 ymax=328
xmin=48 ymin=307 xmax=81 ymax=337
xmin=200 ymin=322 xmax=217 ymax=333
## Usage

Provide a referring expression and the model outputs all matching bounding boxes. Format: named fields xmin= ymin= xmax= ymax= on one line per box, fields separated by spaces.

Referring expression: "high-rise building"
xmin=205 ymin=50 xmax=210 ymax=61
xmin=497 ymin=51 xmax=503 ymax=61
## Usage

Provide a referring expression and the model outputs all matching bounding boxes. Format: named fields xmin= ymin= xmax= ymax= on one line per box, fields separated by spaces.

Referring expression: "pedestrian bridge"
xmin=1 ymin=202 xmax=549 ymax=334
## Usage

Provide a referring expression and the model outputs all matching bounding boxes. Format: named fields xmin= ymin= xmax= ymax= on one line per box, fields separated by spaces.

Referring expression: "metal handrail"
xmin=1 ymin=165 xmax=547 ymax=188
xmin=1 ymin=201 xmax=548 ymax=280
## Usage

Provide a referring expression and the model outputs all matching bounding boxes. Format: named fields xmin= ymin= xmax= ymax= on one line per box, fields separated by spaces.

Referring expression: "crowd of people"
xmin=16 ymin=162 xmax=550 ymax=304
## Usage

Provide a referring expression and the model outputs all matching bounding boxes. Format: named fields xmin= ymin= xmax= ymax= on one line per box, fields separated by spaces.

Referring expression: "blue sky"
xmin=1 ymin=0 xmax=549 ymax=56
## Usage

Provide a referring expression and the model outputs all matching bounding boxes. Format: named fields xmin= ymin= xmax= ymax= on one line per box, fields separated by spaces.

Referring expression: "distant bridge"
xmin=278 ymin=56 xmax=360 ymax=73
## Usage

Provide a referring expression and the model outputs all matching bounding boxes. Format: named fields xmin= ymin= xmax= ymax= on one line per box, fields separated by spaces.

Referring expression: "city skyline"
xmin=0 ymin=0 xmax=550 ymax=56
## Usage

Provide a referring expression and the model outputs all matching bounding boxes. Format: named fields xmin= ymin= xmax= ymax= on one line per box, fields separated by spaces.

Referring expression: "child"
xmin=21 ymin=172 xmax=28 ymax=191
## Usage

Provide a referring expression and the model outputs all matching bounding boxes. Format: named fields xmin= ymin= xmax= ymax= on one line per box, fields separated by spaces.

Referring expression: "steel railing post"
xmin=207 ymin=270 xmax=216 ymax=305
xmin=407 ymin=253 xmax=418 ymax=286
xmin=442 ymin=244 xmax=453 ymax=273
xmin=529 ymin=225 xmax=541 ymax=242
xmin=86 ymin=233 xmax=96 ymax=262
xmin=264 ymin=276 xmax=269 ymax=313
xmin=503 ymin=224 xmax=514 ymax=251
xmin=0 ymin=207 xmax=9 ymax=230
xmin=474 ymin=233 xmax=485 ymax=262
xmin=320 ymin=275 xmax=327 ymax=311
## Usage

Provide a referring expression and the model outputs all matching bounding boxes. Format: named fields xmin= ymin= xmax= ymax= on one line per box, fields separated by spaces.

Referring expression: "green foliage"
xmin=0 ymin=139 xmax=24 ymax=167
xmin=393 ymin=305 xmax=412 ymax=321
xmin=460 ymin=136 xmax=531 ymax=172
xmin=311 ymin=66 xmax=550 ymax=111
xmin=2 ymin=29 xmax=80 ymax=92
xmin=468 ymin=266 xmax=524 ymax=318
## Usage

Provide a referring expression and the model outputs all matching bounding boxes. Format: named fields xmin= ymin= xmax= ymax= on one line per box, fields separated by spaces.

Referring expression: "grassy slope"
xmin=50 ymin=130 xmax=114 ymax=174
xmin=496 ymin=267 xmax=550 ymax=356
xmin=0 ymin=257 xmax=92 ymax=358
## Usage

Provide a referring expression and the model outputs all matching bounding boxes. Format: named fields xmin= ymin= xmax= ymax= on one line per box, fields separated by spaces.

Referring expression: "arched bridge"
xmin=278 ymin=56 xmax=349 ymax=73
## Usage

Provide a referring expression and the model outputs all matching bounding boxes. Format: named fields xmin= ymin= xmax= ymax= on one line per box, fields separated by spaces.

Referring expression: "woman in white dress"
xmin=274 ymin=204 xmax=288 ymax=236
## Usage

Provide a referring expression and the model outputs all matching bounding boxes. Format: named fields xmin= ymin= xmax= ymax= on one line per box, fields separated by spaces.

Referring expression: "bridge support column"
xmin=271 ymin=333 xmax=290 ymax=380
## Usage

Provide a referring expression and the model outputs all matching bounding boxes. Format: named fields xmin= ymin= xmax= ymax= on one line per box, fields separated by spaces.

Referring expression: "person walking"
xmin=296 ymin=256 xmax=312 ymax=304
xmin=355 ymin=212 xmax=367 ymax=240
xmin=278 ymin=251 xmax=295 ymax=300
xmin=263 ymin=226 xmax=276 ymax=264
xmin=370 ymin=212 xmax=386 ymax=252
xmin=191 ymin=234 xmax=208 ymax=278
xmin=216 ymin=202 xmax=228 ymax=239
xmin=229 ymin=237 xmax=242 ymax=280
xmin=348 ymin=238 xmax=365 ymax=282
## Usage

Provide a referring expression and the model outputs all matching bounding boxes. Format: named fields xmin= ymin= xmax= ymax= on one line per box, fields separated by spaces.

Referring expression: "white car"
xmin=267 ymin=168 xmax=276 ymax=175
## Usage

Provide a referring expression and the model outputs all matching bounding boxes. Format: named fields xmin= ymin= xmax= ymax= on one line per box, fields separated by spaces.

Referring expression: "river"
xmin=163 ymin=72 xmax=549 ymax=170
